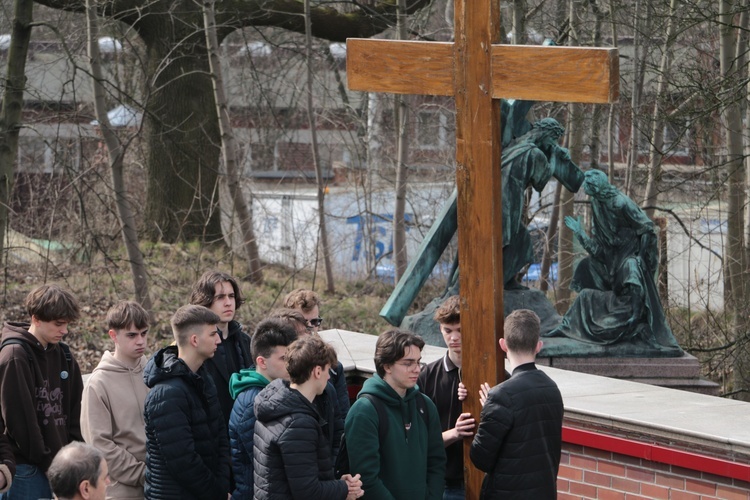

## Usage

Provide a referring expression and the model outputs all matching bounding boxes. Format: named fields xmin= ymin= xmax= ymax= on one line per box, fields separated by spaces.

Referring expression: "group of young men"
xmin=0 ymin=275 xmax=564 ymax=500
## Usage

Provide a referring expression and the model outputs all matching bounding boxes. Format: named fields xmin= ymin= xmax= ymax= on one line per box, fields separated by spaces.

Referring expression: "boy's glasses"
xmin=395 ymin=360 xmax=427 ymax=371
xmin=307 ymin=317 xmax=323 ymax=328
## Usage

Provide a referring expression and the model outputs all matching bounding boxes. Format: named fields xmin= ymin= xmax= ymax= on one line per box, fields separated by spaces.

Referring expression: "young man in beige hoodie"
xmin=81 ymin=301 xmax=150 ymax=500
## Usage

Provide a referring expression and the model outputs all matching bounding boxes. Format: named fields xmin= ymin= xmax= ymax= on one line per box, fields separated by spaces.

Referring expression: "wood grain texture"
xmin=346 ymin=39 xmax=454 ymax=96
xmin=346 ymin=39 xmax=620 ymax=103
xmin=453 ymin=0 xmax=505 ymax=497
xmin=491 ymin=45 xmax=619 ymax=102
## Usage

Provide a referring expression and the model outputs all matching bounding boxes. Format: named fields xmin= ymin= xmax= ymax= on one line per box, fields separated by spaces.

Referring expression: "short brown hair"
xmin=504 ymin=309 xmax=540 ymax=355
xmin=286 ymin=335 xmax=337 ymax=385
xmin=25 ymin=284 xmax=80 ymax=323
xmin=434 ymin=295 xmax=460 ymax=325
xmin=106 ymin=300 xmax=150 ymax=331
xmin=282 ymin=288 xmax=320 ymax=313
xmin=266 ymin=308 xmax=307 ymax=332
xmin=189 ymin=270 xmax=245 ymax=309
xmin=374 ymin=329 xmax=425 ymax=378
xmin=170 ymin=305 xmax=220 ymax=347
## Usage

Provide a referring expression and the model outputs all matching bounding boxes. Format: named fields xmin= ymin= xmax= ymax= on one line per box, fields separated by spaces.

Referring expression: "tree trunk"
xmin=540 ymin=182 xmax=561 ymax=293
xmin=140 ymin=33 xmax=223 ymax=243
xmin=0 ymin=0 xmax=32 ymax=265
xmin=607 ymin=0 xmax=618 ymax=181
xmin=203 ymin=0 xmax=263 ymax=284
xmin=86 ymin=0 xmax=153 ymax=310
xmin=393 ymin=0 xmax=409 ymax=283
xmin=305 ymin=0 xmax=335 ymax=293
xmin=625 ymin=0 xmax=643 ymax=196
xmin=720 ymin=0 xmax=750 ymax=400
xmin=587 ymin=0 xmax=606 ymax=171
xmin=512 ymin=0 xmax=527 ymax=44
xmin=556 ymin=0 xmax=584 ymax=313
xmin=642 ymin=0 xmax=678 ymax=219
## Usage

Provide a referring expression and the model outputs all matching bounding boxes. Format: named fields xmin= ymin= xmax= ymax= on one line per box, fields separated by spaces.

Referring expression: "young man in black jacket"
xmin=470 ymin=309 xmax=564 ymax=500
xmin=253 ymin=336 xmax=362 ymax=500
xmin=190 ymin=270 xmax=253 ymax=424
xmin=143 ymin=305 xmax=230 ymax=500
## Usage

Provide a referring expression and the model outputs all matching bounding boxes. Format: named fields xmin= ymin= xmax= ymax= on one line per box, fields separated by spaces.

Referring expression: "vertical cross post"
xmin=453 ymin=1 xmax=504 ymax=495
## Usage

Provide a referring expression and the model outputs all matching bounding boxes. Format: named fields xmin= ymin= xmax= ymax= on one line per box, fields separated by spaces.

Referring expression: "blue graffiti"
xmin=346 ymin=214 xmax=413 ymax=262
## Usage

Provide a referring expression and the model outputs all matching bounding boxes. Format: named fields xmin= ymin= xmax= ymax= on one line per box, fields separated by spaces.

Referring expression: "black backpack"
xmin=334 ymin=392 xmax=429 ymax=478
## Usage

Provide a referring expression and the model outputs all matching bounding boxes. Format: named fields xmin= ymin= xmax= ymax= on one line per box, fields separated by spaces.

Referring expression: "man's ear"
xmin=256 ymin=355 xmax=266 ymax=370
xmin=107 ymin=329 xmax=118 ymax=343
xmin=79 ymin=479 xmax=92 ymax=499
xmin=313 ymin=365 xmax=323 ymax=379
xmin=499 ymin=338 xmax=509 ymax=353
xmin=189 ymin=334 xmax=199 ymax=348
xmin=535 ymin=340 xmax=543 ymax=354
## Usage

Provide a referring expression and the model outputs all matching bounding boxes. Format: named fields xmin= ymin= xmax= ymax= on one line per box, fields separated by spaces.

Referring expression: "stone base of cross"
xmin=346 ymin=2 xmax=618 ymax=496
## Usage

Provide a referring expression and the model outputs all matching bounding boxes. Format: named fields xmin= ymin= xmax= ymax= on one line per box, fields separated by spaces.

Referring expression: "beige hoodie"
xmin=81 ymin=351 xmax=150 ymax=500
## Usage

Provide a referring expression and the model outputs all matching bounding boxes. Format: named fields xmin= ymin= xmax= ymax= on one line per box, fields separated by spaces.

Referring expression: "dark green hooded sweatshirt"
xmin=344 ymin=374 xmax=445 ymax=500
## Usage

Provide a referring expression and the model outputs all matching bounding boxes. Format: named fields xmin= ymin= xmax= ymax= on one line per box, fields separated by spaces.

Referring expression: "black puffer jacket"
xmin=143 ymin=346 xmax=230 ymax=500
xmin=470 ymin=363 xmax=564 ymax=500
xmin=252 ymin=378 xmax=348 ymax=500
xmin=204 ymin=320 xmax=253 ymax=424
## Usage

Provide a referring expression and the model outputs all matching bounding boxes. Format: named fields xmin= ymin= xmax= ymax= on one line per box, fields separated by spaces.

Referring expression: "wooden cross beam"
xmin=346 ymin=1 xmax=618 ymax=497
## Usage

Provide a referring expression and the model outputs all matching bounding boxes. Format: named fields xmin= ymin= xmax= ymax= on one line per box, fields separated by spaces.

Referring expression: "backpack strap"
xmin=359 ymin=393 xmax=389 ymax=444
xmin=1 ymin=338 xmax=72 ymax=373
xmin=0 ymin=338 xmax=34 ymax=363
xmin=59 ymin=341 xmax=72 ymax=365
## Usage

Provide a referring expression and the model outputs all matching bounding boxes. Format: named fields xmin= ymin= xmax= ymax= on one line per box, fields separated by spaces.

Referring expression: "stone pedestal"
xmin=536 ymin=352 xmax=720 ymax=396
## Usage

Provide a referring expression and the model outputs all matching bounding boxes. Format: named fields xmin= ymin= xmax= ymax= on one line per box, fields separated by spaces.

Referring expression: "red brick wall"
xmin=558 ymin=443 xmax=750 ymax=500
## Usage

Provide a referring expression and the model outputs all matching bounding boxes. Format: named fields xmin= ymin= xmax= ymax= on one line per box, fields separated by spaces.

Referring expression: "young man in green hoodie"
xmin=227 ymin=318 xmax=297 ymax=499
xmin=345 ymin=329 xmax=446 ymax=499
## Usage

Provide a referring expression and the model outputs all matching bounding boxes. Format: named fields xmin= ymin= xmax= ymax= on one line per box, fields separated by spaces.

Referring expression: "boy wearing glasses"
xmin=81 ymin=301 xmax=151 ymax=500
xmin=345 ymin=329 xmax=445 ymax=499
xmin=283 ymin=289 xmax=350 ymax=415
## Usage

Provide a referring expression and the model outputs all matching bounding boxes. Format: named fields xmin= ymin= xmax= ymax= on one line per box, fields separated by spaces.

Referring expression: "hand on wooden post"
xmin=479 ymin=382 xmax=491 ymax=407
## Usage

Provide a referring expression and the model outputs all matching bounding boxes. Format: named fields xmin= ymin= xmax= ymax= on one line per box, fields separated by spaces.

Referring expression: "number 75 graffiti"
xmin=347 ymin=214 xmax=413 ymax=262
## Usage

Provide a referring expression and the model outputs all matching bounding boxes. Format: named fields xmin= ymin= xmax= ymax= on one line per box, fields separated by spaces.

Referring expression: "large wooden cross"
xmin=346 ymin=1 xmax=618 ymax=497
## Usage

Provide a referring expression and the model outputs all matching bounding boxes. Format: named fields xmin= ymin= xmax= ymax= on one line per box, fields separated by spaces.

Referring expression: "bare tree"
xmin=85 ymin=1 xmax=152 ymax=309
xmin=393 ymin=0 xmax=409 ymax=282
xmin=719 ymin=0 xmax=749 ymax=400
xmin=642 ymin=0 xmax=679 ymax=219
xmin=0 ymin=0 xmax=33 ymax=264
xmin=304 ymin=0 xmax=335 ymax=293
xmin=555 ymin=0 xmax=585 ymax=313
xmin=203 ymin=0 xmax=263 ymax=284
xmin=33 ymin=0 xmax=433 ymax=243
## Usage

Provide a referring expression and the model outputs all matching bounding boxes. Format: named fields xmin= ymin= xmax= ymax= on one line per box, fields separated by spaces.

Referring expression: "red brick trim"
xmin=563 ymin=427 xmax=750 ymax=482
